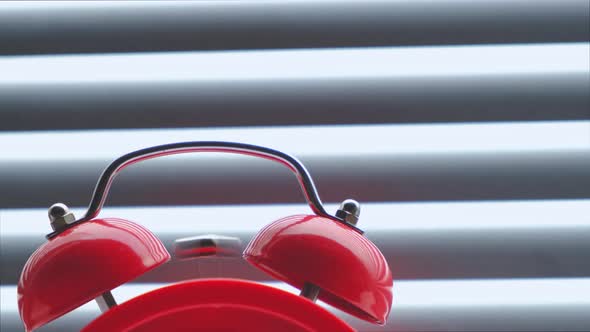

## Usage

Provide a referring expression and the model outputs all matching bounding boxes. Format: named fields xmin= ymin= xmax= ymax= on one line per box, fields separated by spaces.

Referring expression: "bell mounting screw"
xmin=335 ymin=199 xmax=361 ymax=226
xmin=300 ymin=199 xmax=362 ymax=302
xmin=48 ymin=203 xmax=76 ymax=231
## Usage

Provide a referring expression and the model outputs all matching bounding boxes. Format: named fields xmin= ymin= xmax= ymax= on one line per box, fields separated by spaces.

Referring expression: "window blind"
xmin=1 ymin=1 xmax=589 ymax=331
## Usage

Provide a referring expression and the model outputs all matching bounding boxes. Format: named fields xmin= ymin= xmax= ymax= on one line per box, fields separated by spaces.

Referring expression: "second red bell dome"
xmin=243 ymin=214 xmax=393 ymax=325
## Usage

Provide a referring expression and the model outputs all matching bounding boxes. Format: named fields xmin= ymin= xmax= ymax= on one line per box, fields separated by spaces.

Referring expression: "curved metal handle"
xmin=79 ymin=141 xmax=336 ymax=223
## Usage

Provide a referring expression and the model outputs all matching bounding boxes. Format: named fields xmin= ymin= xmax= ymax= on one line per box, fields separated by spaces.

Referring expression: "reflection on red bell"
xmin=244 ymin=200 xmax=393 ymax=325
xmin=18 ymin=204 xmax=170 ymax=332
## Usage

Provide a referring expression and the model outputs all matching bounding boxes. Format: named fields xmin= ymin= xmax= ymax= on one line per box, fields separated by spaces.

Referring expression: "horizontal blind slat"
xmin=3 ymin=122 xmax=588 ymax=160
xmin=0 ymin=0 xmax=588 ymax=55
xmin=1 ymin=150 xmax=589 ymax=209
xmin=3 ymin=44 xmax=586 ymax=83
xmin=2 ymin=73 xmax=588 ymax=131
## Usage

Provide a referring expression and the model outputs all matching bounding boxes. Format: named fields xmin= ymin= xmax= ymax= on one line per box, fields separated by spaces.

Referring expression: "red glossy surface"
xmin=82 ymin=278 xmax=354 ymax=332
xmin=244 ymin=215 xmax=393 ymax=325
xmin=18 ymin=218 xmax=170 ymax=332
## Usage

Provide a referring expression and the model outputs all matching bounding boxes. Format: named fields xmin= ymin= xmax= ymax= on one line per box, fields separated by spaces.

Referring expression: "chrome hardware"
xmin=48 ymin=203 xmax=76 ymax=231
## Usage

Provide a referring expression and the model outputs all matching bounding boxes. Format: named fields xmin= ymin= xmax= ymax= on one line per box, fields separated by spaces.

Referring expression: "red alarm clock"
xmin=17 ymin=142 xmax=393 ymax=331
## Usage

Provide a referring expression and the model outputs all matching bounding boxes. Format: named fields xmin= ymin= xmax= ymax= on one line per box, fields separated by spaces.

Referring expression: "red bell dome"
xmin=18 ymin=217 xmax=170 ymax=331
xmin=244 ymin=214 xmax=393 ymax=325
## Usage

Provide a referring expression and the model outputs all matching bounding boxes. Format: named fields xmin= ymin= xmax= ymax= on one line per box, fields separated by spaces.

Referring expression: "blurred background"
xmin=0 ymin=1 xmax=589 ymax=331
